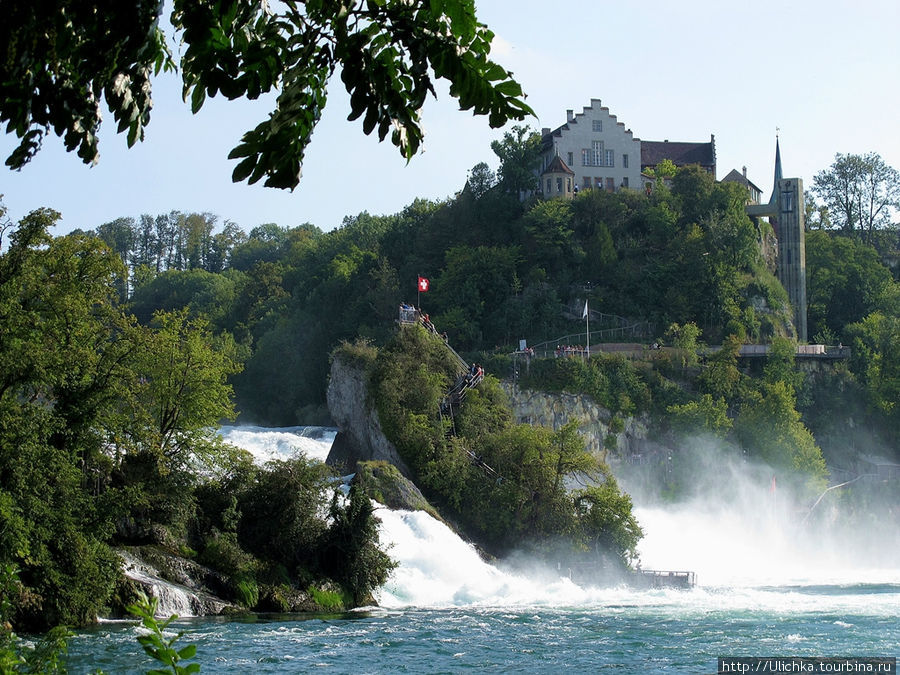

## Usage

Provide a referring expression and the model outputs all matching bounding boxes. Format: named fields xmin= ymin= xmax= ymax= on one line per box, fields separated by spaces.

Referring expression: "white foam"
xmin=374 ymin=506 xmax=900 ymax=616
xmin=218 ymin=425 xmax=336 ymax=465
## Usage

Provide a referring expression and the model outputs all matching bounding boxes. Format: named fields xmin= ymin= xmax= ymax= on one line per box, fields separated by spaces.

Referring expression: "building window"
xmin=583 ymin=176 xmax=591 ymax=189
xmin=781 ymin=189 xmax=794 ymax=212
xmin=567 ymin=152 xmax=573 ymax=167
xmin=592 ymin=119 xmax=602 ymax=132
xmin=622 ymin=177 xmax=629 ymax=188
xmin=623 ymin=154 xmax=629 ymax=168
xmin=606 ymin=177 xmax=614 ymax=192
xmin=566 ymin=178 xmax=571 ymax=192
xmin=592 ymin=140 xmax=603 ymax=166
xmin=605 ymin=149 xmax=614 ymax=167
xmin=546 ymin=178 xmax=551 ymax=194
xmin=556 ymin=177 xmax=563 ymax=193
xmin=581 ymin=148 xmax=591 ymax=166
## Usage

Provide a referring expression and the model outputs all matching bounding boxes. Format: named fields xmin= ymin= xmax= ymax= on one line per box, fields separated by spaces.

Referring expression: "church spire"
xmin=768 ymin=135 xmax=783 ymax=206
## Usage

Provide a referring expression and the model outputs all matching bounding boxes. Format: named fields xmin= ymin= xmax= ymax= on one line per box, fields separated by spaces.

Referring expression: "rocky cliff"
xmin=326 ymin=353 xmax=412 ymax=477
xmin=500 ymin=383 xmax=671 ymax=463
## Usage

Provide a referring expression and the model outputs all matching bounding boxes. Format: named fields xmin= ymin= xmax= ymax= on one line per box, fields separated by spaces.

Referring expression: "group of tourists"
xmin=555 ymin=344 xmax=588 ymax=358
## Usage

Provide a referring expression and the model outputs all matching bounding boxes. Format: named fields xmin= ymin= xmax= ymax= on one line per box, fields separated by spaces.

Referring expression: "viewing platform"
xmin=629 ymin=569 xmax=697 ymax=590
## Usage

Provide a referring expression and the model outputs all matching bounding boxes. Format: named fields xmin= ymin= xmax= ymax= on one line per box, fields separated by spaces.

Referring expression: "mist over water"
xmin=220 ymin=426 xmax=900 ymax=608
xmin=623 ymin=436 xmax=900 ymax=590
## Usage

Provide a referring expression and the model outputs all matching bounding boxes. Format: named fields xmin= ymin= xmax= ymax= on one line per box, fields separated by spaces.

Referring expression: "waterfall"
xmin=374 ymin=507 xmax=602 ymax=608
xmin=218 ymin=425 xmax=336 ymax=464
xmin=118 ymin=551 xmax=201 ymax=618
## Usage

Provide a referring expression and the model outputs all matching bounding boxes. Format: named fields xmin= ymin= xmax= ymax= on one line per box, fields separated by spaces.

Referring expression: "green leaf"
xmin=190 ymin=85 xmax=207 ymax=114
xmin=231 ymin=156 xmax=258 ymax=183
xmin=178 ymin=644 xmax=197 ymax=659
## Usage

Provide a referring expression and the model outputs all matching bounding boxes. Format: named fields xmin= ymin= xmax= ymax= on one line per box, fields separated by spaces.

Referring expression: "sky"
xmin=2 ymin=0 xmax=899 ymax=235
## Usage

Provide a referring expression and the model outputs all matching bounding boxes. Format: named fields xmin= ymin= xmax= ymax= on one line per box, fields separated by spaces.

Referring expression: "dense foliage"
xmin=1 ymin=0 xmax=531 ymax=188
xmin=0 ymin=204 xmax=392 ymax=632
xmin=349 ymin=328 xmax=643 ymax=569
xmin=72 ymin=148 xmax=800 ymax=425
xmin=3 ymin=138 xmax=898 ymax=631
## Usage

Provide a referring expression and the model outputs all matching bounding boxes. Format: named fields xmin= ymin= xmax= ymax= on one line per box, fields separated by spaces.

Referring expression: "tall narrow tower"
xmin=747 ymin=139 xmax=808 ymax=341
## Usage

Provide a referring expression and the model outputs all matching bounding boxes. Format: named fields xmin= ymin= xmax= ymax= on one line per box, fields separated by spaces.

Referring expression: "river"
xmin=64 ymin=427 xmax=899 ymax=673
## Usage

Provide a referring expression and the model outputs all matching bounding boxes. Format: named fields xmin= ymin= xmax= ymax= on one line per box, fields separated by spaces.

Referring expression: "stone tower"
xmin=747 ymin=139 xmax=808 ymax=341
xmin=541 ymin=153 xmax=576 ymax=200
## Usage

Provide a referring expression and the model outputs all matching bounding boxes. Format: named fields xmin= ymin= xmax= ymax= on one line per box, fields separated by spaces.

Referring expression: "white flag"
xmin=582 ymin=300 xmax=589 ymax=319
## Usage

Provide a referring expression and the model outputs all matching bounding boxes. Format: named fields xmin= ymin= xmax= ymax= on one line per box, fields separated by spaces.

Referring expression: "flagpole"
xmin=585 ymin=300 xmax=590 ymax=358
xmin=417 ymin=274 xmax=420 ymax=309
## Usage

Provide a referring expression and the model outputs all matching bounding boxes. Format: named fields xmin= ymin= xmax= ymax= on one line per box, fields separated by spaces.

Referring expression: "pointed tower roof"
xmin=768 ymin=137 xmax=783 ymax=206
xmin=542 ymin=153 xmax=575 ymax=176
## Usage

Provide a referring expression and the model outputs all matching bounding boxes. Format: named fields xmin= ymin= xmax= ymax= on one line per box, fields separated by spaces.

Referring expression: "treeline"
xmin=0 ymin=205 xmax=391 ymax=632
xmin=77 ymin=159 xmax=796 ymax=425
xmin=72 ymin=144 xmax=899 ymax=456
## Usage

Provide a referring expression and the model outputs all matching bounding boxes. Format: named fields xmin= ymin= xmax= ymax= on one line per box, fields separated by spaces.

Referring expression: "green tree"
xmin=466 ymin=161 xmax=497 ymax=199
xmin=238 ymin=457 xmax=333 ymax=571
xmin=812 ymin=152 xmax=900 ymax=243
xmin=735 ymin=381 xmax=828 ymax=495
xmin=643 ymin=158 xmax=678 ymax=181
xmin=523 ymin=199 xmax=582 ymax=281
xmin=666 ymin=394 xmax=732 ymax=438
xmin=128 ymin=268 xmax=239 ymax=327
xmin=805 ymin=230 xmax=894 ymax=339
xmin=491 ymin=125 xmax=543 ymax=197
xmin=123 ymin=310 xmax=242 ymax=470
xmin=2 ymin=0 xmax=532 ymax=189
xmin=319 ymin=483 xmax=397 ymax=605
xmin=665 ymin=322 xmax=702 ymax=369
xmin=846 ymin=312 xmax=900 ymax=426
xmin=0 ymin=208 xmax=135 ymax=629
xmin=698 ymin=335 xmax=744 ymax=406
xmin=572 ymin=471 xmax=643 ymax=568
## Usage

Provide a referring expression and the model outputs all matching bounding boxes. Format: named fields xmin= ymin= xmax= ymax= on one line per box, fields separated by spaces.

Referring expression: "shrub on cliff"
xmin=367 ymin=325 xmax=643 ymax=566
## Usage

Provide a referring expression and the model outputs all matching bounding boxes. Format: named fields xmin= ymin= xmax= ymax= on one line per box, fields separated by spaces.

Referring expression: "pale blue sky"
xmin=2 ymin=0 xmax=898 ymax=234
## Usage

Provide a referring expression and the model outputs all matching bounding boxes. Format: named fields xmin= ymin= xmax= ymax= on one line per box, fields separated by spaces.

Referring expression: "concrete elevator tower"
xmin=747 ymin=139 xmax=808 ymax=341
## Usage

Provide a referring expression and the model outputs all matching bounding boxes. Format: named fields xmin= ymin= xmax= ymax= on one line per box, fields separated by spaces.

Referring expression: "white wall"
xmin=541 ymin=99 xmax=642 ymax=191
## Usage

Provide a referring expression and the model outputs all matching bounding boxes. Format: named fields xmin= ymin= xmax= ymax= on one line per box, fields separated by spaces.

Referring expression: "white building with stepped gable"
xmin=538 ymin=98 xmax=716 ymax=197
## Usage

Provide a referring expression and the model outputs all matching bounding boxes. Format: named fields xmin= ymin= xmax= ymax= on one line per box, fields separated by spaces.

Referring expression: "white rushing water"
xmin=119 ymin=551 xmax=199 ymax=618
xmin=220 ymin=426 xmax=900 ymax=617
xmin=372 ymin=505 xmax=900 ymax=617
xmin=218 ymin=425 xmax=336 ymax=464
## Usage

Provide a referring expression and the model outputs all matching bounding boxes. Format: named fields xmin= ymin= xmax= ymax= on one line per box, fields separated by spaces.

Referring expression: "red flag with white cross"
xmin=418 ymin=276 xmax=430 ymax=292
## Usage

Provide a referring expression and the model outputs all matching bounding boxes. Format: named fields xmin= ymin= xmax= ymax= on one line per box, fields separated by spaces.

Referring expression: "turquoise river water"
xmin=63 ymin=427 xmax=899 ymax=673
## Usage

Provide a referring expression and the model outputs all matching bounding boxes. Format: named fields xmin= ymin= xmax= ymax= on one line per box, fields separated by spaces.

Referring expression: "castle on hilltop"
xmin=538 ymin=99 xmax=807 ymax=341
xmin=537 ymin=98 xmax=715 ymax=199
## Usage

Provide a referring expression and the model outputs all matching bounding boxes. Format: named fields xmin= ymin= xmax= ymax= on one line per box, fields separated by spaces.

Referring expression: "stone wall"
xmin=500 ymin=383 xmax=655 ymax=459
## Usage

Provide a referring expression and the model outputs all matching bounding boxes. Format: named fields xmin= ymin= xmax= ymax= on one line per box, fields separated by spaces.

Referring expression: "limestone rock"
xmin=326 ymin=354 xmax=411 ymax=477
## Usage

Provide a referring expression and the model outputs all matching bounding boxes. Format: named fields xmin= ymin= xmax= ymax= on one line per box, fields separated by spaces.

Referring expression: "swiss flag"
xmin=418 ymin=276 xmax=430 ymax=292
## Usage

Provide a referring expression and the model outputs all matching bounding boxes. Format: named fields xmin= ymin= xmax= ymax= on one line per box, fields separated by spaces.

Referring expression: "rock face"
xmin=117 ymin=548 xmax=239 ymax=618
xmin=326 ymin=354 xmax=411 ymax=477
xmin=500 ymin=383 xmax=660 ymax=460
xmin=354 ymin=461 xmax=436 ymax=514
